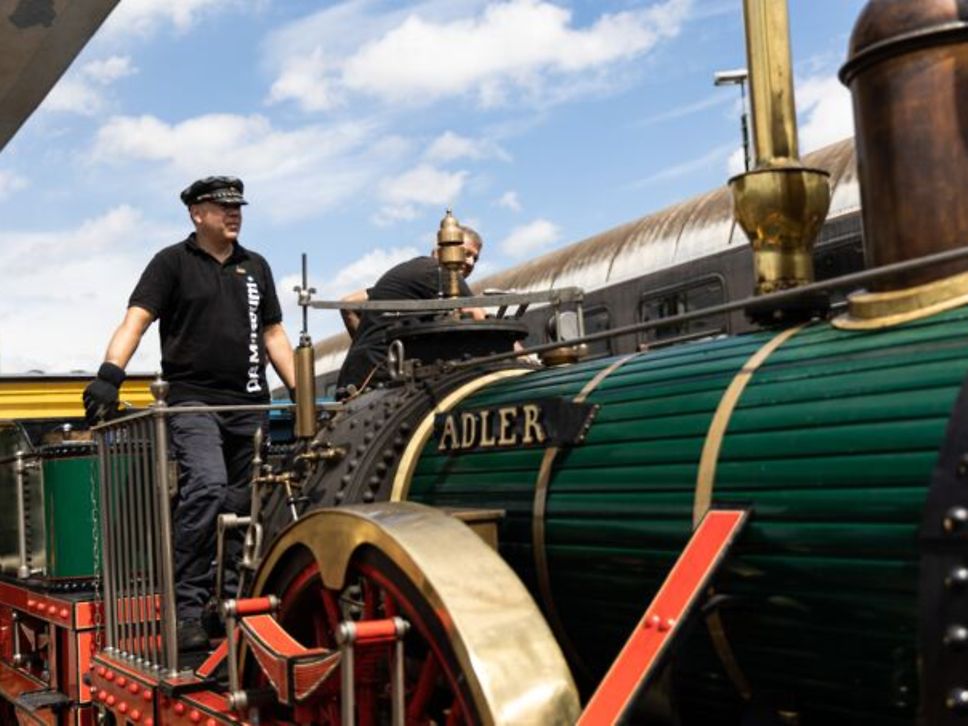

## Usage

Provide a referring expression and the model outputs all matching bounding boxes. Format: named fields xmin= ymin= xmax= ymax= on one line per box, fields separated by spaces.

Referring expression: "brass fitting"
xmin=436 ymin=209 xmax=465 ymax=299
xmin=294 ymin=339 xmax=316 ymax=439
xmin=296 ymin=445 xmax=346 ymax=464
xmin=730 ymin=0 xmax=830 ymax=301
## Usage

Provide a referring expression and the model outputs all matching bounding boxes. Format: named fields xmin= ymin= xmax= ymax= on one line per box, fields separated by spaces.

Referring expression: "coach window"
xmin=639 ymin=276 xmax=726 ymax=346
xmin=582 ymin=306 xmax=612 ymax=358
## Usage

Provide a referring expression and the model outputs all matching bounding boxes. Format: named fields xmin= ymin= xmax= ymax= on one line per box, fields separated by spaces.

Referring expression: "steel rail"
xmin=310 ymin=287 xmax=585 ymax=312
xmin=90 ymin=401 xmax=341 ymax=431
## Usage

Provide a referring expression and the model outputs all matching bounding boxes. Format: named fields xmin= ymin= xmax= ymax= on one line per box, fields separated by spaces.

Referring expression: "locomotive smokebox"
xmin=838 ymin=0 xmax=968 ymax=326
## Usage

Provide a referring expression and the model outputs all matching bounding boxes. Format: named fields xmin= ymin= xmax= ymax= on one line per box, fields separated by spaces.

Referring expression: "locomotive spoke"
xmin=320 ymin=588 xmax=341 ymax=644
xmin=362 ymin=577 xmax=378 ymax=620
xmin=407 ymin=654 xmax=439 ymax=721
xmin=445 ymin=698 xmax=462 ymax=726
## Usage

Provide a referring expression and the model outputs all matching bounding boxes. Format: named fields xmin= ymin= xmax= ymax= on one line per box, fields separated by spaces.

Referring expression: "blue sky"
xmin=0 ymin=0 xmax=864 ymax=375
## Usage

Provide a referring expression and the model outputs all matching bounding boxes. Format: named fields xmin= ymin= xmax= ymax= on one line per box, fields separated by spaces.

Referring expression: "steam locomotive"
xmin=2 ymin=1 xmax=968 ymax=725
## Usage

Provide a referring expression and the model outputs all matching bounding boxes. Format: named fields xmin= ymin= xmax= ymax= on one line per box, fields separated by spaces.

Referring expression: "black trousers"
xmin=168 ymin=404 xmax=265 ymax=621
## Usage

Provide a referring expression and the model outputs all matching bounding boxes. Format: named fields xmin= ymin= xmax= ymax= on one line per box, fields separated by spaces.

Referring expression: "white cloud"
xmin=625 ymin=142 xmax=733 ymax=187
xmin=716 ymin=73 xmax=852 ymax=176
xmin=43 ymin=78 xmax=105 ymax=116
xmin=0 ymin=170 xmax=28 ymax=200
xmin=101 ymin=0 xmax=256 ymax=38
xmin=727 ymin=147 xmax=745 ymax=177
xmin=268 ymin=0 xmax=692 ymax=111
xmin=89 ymin=113 xmax=405 ymax=220
xmin=318 ymin=246 xmax=423 ymax=300
xmin=267 ymin=48 xmax=340 ymax=112
xmin=636 ymin=92 xmax=732 ymax=126
xmin=796 ymin=74 xmax=854 ymax=153
xmin=496 ymin=190 xmax=521 ymax=211
xmin=83 ymin=56 xmax=137 ymax=84
xmin=376 ymin=164 xmax=468 ymax=225
xmin=0 ymin=207 xmax=180 ymax=374
xmin=41 ymin=56 xmax=137 ymax=116
xmin=275 ymin=246 xmax=425 ymax=343
xmin=500 ymin=218 xmax=560 ymax=257
xmin=380 ymin=165 xmax=468 ymax=205
xmin=425 ymin=131 xmax=510 ymax=162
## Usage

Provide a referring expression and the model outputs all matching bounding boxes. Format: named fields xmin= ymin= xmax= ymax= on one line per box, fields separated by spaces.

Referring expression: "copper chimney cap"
xmin=842 ymin=0 xmax=968 ymax=82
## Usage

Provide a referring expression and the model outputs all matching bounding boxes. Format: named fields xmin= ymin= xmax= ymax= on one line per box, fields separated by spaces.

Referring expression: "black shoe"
xmin=201 ymin=600 xmax=225 ymax=639
xmin=176 ymin=619 xmax=210 ymax=652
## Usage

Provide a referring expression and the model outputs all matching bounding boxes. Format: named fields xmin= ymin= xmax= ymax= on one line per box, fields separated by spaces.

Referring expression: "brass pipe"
xmin=294 ymin=339 xmax=316 ymax=439
xmin=436 ymin=209 xmax=465 ymax=302
xmin=742 ymin=0 xmax=798 ymax=165
xmin=730 ymin=0 xmax=830 ymax=307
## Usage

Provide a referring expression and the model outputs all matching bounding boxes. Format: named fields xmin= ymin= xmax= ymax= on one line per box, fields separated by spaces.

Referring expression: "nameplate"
xmin=434 ymin=398 xmax=599 ymax=453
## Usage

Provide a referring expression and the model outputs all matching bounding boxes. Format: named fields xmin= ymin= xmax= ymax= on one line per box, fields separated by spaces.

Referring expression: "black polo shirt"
xmin=337 ymin=256 xmax=472 ymax=389
xmin=129 ymin=234 xmax=283 ymax=405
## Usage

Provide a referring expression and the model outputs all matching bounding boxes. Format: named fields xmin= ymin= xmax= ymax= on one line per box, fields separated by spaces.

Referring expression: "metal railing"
xmin=94 ymin=404 xmax=171 ymax=674
xmin=92 ymin=380 xmax=298 ymax=677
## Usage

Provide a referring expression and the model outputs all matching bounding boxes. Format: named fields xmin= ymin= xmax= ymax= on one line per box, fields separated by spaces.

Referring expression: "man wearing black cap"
xmin=83 ymin=176 xmax=296 ymax=654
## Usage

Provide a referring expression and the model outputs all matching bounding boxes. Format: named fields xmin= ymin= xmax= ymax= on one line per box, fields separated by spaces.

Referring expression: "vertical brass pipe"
xmin=294 ymin=340 xmax=317 ymax=438
xmin=294 ymin=253 xmax=317 ymax=438
xmin=742 ymin=0 xmax=798 ymax=165
xmin=730 ymin=0 xmax=830 ymax=314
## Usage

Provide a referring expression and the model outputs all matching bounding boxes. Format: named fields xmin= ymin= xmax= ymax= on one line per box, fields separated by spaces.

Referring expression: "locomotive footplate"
xmin=0 ymin=578 xmax=100 ymax=724
xmin=89 ymin=651 xmax=245 ymax=726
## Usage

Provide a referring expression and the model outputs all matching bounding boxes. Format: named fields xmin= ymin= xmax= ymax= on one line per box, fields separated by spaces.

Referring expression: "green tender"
xmin=42 ymin=453 xmax=99 ymax=579
xmin=407 ymin=305 xmax=968 ymax=723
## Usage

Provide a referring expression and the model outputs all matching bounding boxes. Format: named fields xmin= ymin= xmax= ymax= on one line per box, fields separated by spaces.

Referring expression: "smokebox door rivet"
xmin=958 ymin=453 xmax=968 ymax=477
xmin=944 ymin=507 xmax=968 ymax=534
xmin=947 ymin=688 xmax=968 ymax=711
xmin=946 ymin=566 xmax=968 ymax=590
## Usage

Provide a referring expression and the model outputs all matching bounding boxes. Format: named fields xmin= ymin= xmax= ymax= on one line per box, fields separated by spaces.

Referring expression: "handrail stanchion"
xmin=96 ymin=435 xmax=116 ymax=652
xmin=150 ymin=378 xmax=180 ymax=677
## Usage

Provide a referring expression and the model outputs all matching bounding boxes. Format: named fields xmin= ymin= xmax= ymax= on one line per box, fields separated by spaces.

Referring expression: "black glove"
xmin=83 ymin=362 xmax=125 ymax=425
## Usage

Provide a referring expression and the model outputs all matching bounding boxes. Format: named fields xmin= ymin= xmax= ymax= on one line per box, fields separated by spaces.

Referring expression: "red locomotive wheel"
xmin=243 ymin=504 xmax=578 ymax=724
xmin=250 ymin=545 xmax=478 ymax=725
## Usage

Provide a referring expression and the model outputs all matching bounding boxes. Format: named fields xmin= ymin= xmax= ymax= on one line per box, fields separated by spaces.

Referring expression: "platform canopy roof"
xmin=0 ymin=0 xmax=119 ymax=153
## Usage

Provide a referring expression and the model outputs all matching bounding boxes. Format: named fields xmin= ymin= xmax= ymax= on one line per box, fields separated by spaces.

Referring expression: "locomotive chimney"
xmin=835 ymin=0 xmax=968 ymax=329
xmin=730 ymin=0 xmax=831 ymax=321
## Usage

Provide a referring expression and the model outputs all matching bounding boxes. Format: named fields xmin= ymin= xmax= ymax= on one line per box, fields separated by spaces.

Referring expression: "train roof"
xmin=471 ymin=138 xmax=857 ymax=294
xmin=313 ymin=137 xmax=858 ymax=374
